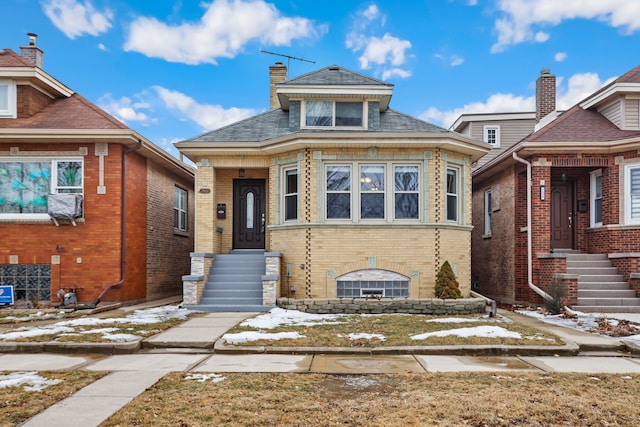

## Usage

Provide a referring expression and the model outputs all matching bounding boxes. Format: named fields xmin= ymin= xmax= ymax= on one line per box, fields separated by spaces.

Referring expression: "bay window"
xmin=326 ymin=162 xmax=420 ymax=222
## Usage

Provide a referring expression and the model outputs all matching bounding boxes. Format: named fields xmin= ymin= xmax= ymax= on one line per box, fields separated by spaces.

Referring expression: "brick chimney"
xmin=536 ymin=68 xmax=555 ymax=122
xmin=20 ymin=33 xmax=43 ymax=68
xmin=269 ymin=62 xmax=287 ymax=110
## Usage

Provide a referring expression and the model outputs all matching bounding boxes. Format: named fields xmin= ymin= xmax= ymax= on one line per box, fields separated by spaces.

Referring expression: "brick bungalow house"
xmin=457 ymin=67 xmax=640 ymax=312
xmin=0 ymin=35 xmax=194 ymax=307
xmin=176 ymin=63 xmax=490 ymax=311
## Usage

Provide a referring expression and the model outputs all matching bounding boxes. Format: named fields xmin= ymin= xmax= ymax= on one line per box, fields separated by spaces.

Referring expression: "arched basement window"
xmin=336 ymin=269 xmax=409 ymax=298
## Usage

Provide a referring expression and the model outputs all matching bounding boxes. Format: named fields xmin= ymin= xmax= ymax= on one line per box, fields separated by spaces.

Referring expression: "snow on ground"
xmin=221 ymin=309 xmax=523 ymax=344
xmin=516 ymin=309 xmax=640 ymax=342
xmin=184 ymin=373 xmax=226 ymax=383
xmin=0 ymin=371 xmax=62 ymax=391
xmin=0 ymin=305 xmax=190 ymax=342
xmin=239 ymin=307 xmax=345 ymax=329
xmin=411 ymin=325 xmax=522 ymax=341
xmin=222 ymin=331 xmax=305 ymax=344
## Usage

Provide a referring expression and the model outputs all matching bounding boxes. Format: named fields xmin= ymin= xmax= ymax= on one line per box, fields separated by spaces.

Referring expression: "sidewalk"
xmin=4 ymin=302 xmax=640 ymax=427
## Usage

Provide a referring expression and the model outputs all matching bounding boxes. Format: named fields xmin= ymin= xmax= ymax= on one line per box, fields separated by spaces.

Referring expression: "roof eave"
xmin=580 ymin=83 xmax=640 ymax=109
xmin=277 ymin=85 xmax=393 ymax=110
xmin=0 ymin=66 xmax=74 ymax=97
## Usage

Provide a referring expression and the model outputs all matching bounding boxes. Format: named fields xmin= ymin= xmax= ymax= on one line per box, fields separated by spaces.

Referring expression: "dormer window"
xmin=0 ymin=79 xmax=17 ymax=118
xmin=304 ymin=101 xmax=364 ymax=128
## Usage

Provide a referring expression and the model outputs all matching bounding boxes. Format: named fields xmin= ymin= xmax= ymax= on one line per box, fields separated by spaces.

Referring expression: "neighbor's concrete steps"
xmin=568 ymin=253 xmax=640 ymax=313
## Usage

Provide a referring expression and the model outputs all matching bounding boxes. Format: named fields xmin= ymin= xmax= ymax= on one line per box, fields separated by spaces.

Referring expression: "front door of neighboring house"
xmin=233 ymin=179 xmax=266 ymax=249
xmin=550 ymin=181 xmax=574 ymax=250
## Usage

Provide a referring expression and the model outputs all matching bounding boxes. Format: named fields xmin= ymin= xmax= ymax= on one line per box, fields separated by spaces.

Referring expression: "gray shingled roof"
xmin=280 ymin=64 xmax=393 ymax=87
xmin=184 ymin=108 xmax=450 ymax=143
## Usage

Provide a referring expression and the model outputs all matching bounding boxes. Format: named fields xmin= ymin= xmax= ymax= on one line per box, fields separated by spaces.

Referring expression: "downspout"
xmin=512 ymin=152 xmax=552 ymax=302
xmin=92 ymin=140 xmax=143 ymax=306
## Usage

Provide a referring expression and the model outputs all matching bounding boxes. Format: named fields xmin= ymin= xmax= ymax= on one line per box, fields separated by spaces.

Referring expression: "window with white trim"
xmin=446 ymin=166 xmax=460 ymax=222
xmin=590 ymin=169 xmax=602 ymax=227
xmin=484 ymin=188 xmax=492 ymax=236
xmin=483 ymin=125 xmax=500 ymax=147
xmin=284 ymin=168 xmax=298 ymax=221
xmin=304 ymin=101 xmax=364 ymax=128
xmin=625 ymin=164 xmax=640 ymax=225
xmin=0 ymin=79 xmax=17 ymax=118
xmin=325 ymin=162 xmax=420 ymax=222
xmin=0 ymin=158 xmax=83 ymax=218
xmin=174 ymin=186 xmax=187 ymax=231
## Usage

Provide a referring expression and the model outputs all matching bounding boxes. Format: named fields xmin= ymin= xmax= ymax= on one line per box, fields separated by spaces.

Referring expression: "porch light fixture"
xmin=540 ymin=180 xmax=546 ymax=201
xmin=238 ymin=168 xmax=245 ymax=177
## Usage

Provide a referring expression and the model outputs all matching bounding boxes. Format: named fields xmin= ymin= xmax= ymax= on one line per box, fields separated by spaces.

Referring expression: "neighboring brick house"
xmin=458 ymin=67 xmax=640 ymax=312
xmin=176 ymin=63 xmax=490 ymax=311
xmin=0 ymin=35 xmax=194 ymax=306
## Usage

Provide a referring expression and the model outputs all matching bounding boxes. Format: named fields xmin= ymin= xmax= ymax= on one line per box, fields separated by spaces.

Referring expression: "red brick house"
xmin=0 ymin=36 xmax=194 ymax=307
xmin=460 ymin=67 xmax=640 ymax=312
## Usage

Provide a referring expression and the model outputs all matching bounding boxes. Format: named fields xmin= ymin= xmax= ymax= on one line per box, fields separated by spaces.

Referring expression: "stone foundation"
xmin=277 ymin=297 xmax=487 ymax=315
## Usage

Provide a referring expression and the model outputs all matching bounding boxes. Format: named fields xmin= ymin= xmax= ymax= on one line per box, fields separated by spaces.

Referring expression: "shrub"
xmin=435 ymin=261 xmax=462 ymax=299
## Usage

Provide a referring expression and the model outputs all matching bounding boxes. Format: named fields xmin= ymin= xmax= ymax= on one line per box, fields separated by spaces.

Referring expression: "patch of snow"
xmin=411 ymin=326 xmax=522 ymax=340
xmin=240 ymin=308 xmax=345 ymax=330
xmin=185 ymin=373 xmax=225 ymax=383
xmin=426 ymin=317 xmax=488 ymax=323
xmin=0 ymin=326 xmax=75 ymax=341
xmin=347 ymin=333 xmax=385 ymax=341
xmin=222 ymin=331 xmax=305 ymax=344
xmin=0 ymin=371 xmax=62 ymax=391
xmin=101 ymin=333 xmax=140 ymax=342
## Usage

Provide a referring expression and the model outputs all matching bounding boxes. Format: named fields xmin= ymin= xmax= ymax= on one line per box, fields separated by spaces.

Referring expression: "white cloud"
xmin=98 ymin=93 xmax=152 ymax=124
xmin=420 ymin=71 xmax=612 ymax=128
xmin=554 ymin=52 xmax=567 ymax=62
xmin=492 ymin=0 xmax=640 ymax=52
xmin=41 ymin=0 xmax=112 ymax=39
xmin=123 ymin=0 xmax=326 ymax=65
xmin=153 ymin=86 xmax=256 ymax=130
xmin=346 ymin=6 xmax=412 ymax=79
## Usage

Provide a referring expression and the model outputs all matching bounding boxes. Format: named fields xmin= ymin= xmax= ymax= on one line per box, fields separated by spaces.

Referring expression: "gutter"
xmin=511 ymin=152 xmax=553 ymax=302
xmin=92 ymin=140 xmax=143 ymax=306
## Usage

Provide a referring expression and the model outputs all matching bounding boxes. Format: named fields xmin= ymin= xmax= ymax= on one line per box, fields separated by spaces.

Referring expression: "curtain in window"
xmin=306 ymin=101 xmax=332 ymax=126
xmin=0 ymin=161 xmax=51 ymax=213
xmin=360 ymin=165 xmax=384 ymax=219
xmin=394 ymin=166 xmax=418 ymax=219
xmin=446 ymin=168 xmax=458 ymax=221
xmin=0 ymin=85 xmax=8 ymax=110
xmin=326 ymin=165 xmax=351 ymax=218
xmin=335 ymin=102 xmax=362 ymax=126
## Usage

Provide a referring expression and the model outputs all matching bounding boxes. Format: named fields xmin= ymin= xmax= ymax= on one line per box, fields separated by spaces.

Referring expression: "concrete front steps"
xmin=567 ymin=253 xmax=640 ymax=313
xmin=184 ymin=250 xmax=273 ymax=312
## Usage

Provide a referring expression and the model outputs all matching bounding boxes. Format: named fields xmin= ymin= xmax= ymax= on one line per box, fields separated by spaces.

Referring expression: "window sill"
xmin=0 ymin=217 xmax=84 ymax=225
xmin=482 ymin=234 xmax=491 ymax=239
xmin=173 ymin=229 xmax=189 ymax=237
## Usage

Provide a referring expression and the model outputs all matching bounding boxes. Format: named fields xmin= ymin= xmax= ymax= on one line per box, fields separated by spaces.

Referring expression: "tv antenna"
xmin=261 ymin=50 xmax=315 ymax=69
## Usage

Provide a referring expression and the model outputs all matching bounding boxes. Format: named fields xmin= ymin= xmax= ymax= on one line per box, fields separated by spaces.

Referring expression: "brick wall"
xmin=471 ymin=166 xmax=516 ymax=301
xmin=0 ymin=143 xmax=124 ymax=303
xmin=145 ymin=160 xmax=194 ymax=300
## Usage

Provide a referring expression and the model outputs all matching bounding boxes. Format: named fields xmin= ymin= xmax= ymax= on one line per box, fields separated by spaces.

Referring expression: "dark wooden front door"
xmin=550 ymin=181 xmax=574 ymax=249
xmin=233 ymin=179 xmax=266 ymax=249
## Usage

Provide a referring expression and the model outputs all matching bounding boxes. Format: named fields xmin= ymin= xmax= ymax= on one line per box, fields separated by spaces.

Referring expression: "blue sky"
xmin=2 ymin=0 xmax=640 ymax=159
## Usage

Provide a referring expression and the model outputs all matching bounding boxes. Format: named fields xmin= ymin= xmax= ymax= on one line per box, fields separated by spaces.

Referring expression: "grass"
xmin=224 ymin=314 xmax=563 ymax=347
xmin=0 ymin=370 xmax=106 ymax=427
xmin=103 ymin=371 xmax=640 ymax=426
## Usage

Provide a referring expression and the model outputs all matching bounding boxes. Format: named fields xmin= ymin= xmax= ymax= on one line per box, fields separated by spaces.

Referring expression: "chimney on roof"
xmin=20 ymin=33 xmax=43 ymax=68
xmin=269 ymin=62 xmax=287 ymax=110
xmin=536 ymin=68 xmax=556 ymax=122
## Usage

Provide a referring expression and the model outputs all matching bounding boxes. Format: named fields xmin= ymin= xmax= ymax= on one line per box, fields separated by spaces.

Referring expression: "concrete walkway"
xmin=4 ymin=306 xmax=640 ymax=427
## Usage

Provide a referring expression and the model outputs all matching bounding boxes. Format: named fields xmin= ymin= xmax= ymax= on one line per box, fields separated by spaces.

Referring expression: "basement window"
xmin=336 ymin=269 xmax=410 ymax=298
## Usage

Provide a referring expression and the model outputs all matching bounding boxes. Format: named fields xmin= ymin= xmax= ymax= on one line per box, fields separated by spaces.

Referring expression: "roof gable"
xmin=280 ymin=65 xmax=393 ymax=87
